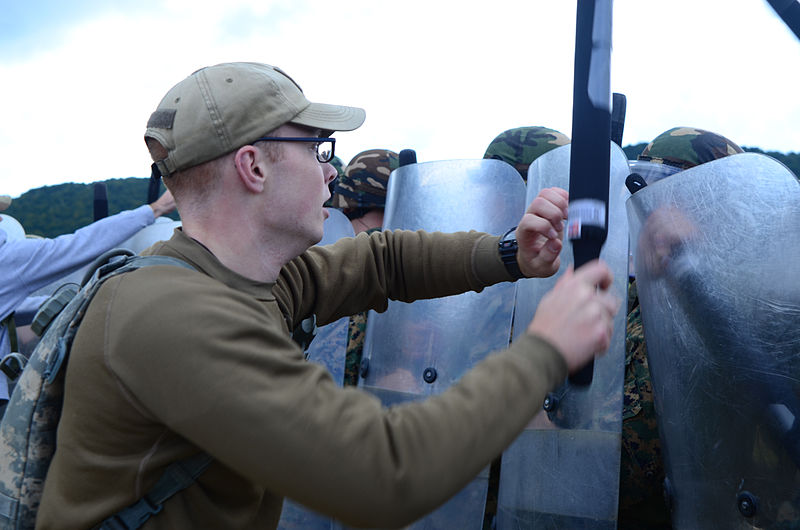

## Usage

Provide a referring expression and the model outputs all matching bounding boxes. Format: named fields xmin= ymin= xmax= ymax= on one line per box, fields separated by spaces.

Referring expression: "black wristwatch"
xmin=499 ymin=227 xmax=524 ymax=279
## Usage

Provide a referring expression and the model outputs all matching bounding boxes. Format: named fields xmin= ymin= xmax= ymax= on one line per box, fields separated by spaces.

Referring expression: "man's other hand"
xmin=527 ymin=260 xmax=619 ymax=373
xmin=516 ymin=187 xmax=568 ymax=278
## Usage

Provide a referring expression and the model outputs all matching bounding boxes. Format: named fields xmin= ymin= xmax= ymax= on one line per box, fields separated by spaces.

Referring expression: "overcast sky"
xmin=1 ymin=0 xmax=798 ymax=198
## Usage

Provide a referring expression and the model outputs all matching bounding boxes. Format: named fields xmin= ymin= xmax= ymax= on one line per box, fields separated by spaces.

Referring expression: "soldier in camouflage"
xmin=483 ymin=126 xmax=570 ymax=181
xmin=619 ymin=126 xmax=744 ymax=529
xmin=481 ymin=127 xmax=570 ymax=529
xmin=328 ymin=149 xmax=399 ymax=386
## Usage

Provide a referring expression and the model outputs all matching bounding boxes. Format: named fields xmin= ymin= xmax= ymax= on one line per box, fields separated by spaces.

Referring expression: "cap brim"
xmin=291 ymin=102 xmax=366 ymax=133
xmin=0 ymin=195 xmax=11 ymax=211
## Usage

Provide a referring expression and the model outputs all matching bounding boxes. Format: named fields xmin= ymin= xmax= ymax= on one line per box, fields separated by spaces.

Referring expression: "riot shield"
xmin=358 ymin=159 xmax=526 ymax=529
xmin=278 ymin=208 xmax=355 ymax=530
xmin=496 ymin=142 xmax=629 ymax=529
xmin=119 ymin=217 xmax=181 ymax=254
xmin=628 ymin=153 xmax=800 ymax=529
xmin=302 ymin=207 xmax=355 ymax=386
xmin=627 ymin=160 xmax=682 ymax=185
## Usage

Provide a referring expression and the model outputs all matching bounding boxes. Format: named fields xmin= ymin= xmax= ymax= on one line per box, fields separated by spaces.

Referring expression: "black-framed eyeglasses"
xmin=254 ymin=136 xmax=336 ymax=163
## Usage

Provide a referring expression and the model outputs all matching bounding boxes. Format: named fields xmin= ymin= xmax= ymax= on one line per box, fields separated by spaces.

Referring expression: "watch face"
xmin=499 ymin=229 xmax=518 ymax=254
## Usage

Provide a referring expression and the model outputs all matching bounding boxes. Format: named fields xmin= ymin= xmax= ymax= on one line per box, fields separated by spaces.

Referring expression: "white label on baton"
xmin=567 ymin=199 xmax=606 ymax=239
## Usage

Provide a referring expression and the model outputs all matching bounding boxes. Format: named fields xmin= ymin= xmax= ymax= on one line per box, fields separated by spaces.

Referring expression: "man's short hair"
xmin=145 ymin=62 xmax=366 ymax=177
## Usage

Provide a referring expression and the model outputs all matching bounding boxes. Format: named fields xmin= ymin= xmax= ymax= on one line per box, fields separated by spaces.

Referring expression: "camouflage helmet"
xmin=483 ymin=126 xmax=570 ymax=181
xmin=330 ymin=149 xmax=399 ymax=211
xmin=638 ymin=127 xmax=743 ymax=170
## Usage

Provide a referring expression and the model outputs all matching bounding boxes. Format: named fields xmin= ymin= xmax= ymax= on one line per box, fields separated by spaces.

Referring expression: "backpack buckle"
xmin=0 ymin=352 xmax=28 ymax=381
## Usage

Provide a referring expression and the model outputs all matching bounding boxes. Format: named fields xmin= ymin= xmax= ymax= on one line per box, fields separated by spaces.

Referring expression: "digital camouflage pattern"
xmin=483 ymin=126 xmax=570 ymax=181
xmin=618 ymin=279 xmax=670 ymax=529
xmin=638 ymin=127 xmax=743 ymax=170
xmin=0 ymin=311 xmax=67 ymax=529
xmin=329 ymin=149 xmax=399 ymax=211
xmin=0 ymin=254 xmax=194 ymax=530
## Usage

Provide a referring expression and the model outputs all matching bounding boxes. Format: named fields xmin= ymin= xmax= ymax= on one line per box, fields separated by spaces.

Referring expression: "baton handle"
xmin=568 ymin=236 xmax=604 ymax=386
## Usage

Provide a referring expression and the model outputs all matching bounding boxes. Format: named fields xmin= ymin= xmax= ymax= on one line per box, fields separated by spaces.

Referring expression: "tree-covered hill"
xmin=5 ymin=178 xmax=179 ymax=238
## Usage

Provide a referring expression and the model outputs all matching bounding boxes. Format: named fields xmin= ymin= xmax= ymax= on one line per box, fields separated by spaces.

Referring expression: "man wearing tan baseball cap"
xmin=39 ymin=62 xmax=618 ymax=528
xmin=0 ymin=195 xmax=11 ymax=212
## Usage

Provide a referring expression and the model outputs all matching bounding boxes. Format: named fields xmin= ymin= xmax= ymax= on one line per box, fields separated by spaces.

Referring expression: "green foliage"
xmin=622 ymin=143 xmax=648 ymax=160
xmin=5 ymin=178 xmax=178 ymax=238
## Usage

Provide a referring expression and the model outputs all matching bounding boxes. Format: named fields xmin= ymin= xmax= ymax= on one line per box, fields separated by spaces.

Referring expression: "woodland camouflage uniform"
xmin=618 ymin=127 xmax=743 ymax=529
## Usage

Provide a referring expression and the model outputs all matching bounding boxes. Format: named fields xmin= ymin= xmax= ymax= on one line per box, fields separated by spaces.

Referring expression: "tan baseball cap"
xmin=0 ymin=195 xmax=11 ymax=211
xmin=145 ymin=62 xmax=366 ymax=177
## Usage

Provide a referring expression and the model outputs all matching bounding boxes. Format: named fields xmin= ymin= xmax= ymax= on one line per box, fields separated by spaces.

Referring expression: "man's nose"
xmin=323 ymin=163 xmax=337 ymax=185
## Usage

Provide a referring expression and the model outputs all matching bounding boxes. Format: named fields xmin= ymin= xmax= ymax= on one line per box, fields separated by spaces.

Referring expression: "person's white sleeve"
xmin=0 ymin=205 xmax=156 ymax=371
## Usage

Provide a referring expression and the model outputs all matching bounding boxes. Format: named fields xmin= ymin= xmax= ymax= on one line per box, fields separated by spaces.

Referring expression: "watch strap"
xmin=498 ymin=227 xmax=525 ymax=279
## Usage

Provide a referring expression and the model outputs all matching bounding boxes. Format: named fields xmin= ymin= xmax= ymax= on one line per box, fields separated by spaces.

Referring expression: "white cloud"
xmin=0 ymin=0 xmax=798 ymax=198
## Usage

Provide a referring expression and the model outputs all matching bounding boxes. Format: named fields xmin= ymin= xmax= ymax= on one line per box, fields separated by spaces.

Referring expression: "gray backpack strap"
xmin=97 ymin=453 xmax=213 ymax=530
xmin=1 ymin=314 xmax=17 ymax=355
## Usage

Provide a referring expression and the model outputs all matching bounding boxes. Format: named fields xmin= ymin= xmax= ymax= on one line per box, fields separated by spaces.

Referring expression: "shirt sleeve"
xmin=105 ymin=263 xmax=566 ymax=528
xmin=12 ymin=295 xmax=49 ymax=325
xmin=0 ymin=205 xmax=155 ymax=315
xmin=275 ymin=229 xmax=510 ymax=328
xmin=0 ymin=206 xmax=156 ymax=378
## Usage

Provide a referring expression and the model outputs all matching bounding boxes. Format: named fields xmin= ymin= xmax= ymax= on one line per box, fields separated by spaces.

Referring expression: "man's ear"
xmin=234 ymin=145 xmax=267 ymax=193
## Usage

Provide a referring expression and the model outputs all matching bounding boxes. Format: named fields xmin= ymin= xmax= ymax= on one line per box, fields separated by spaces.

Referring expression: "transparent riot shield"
xmin=278 ymin=208 xmax=355 ymax=530
xmin=120 ymin=217 xmax=181 ymax=254
xmin=496 ymin=142 xmax=630 ymax=529
xmin=628 ymin=153 xmax=800 ymax=529
xmin=358 ymin=159 xmax=526 ymax=529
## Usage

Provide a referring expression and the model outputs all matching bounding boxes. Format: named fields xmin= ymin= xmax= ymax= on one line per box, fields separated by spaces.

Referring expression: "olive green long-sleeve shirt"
xmin=37 ymin=228 xmax=566 ymax=529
